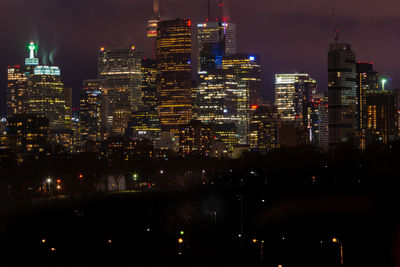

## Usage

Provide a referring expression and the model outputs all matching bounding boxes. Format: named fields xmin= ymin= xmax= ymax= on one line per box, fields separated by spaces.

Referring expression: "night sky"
xmin=1 ymin=0 xmax=399 ymax=116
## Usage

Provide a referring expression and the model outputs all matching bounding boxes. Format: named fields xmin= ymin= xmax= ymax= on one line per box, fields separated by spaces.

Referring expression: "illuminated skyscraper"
xmin=98 ymin=45 xmax=142 ymax=135
xmin=79 ymin=79 xmax=104 ymax=144
xmin=274 ymin=73 xmax=317 ymax=122
xmin=197 ymin=70 xmax=236 ymax=125
xmin=6 ymin=65 xmax=28 ymax=116
xmin=141 ymin=59 xmax=158 ymax=110
xmin=328 ymin=42 xmax=357 ymax=148
xmin=196 ymin=0 xmax=236 ymax=71
xmin=249 ymin=104 xmax=280 ymax=152
xmin=356 ymin=62 xmax=379 ymax=131
xmin=222 ymin=54 xmax=261 ymax=143
xmin=156 ymin=19 xmax=192 ymax=132
xmin=27 ymin=65 xmax=69 ymax=131
xmin=197 ymin=21 xmax=236 ymax=70
xmin=364 ymin=90 xmax=397 ymax=144
xmin=318 ymin=96 xmax=329 ymax=149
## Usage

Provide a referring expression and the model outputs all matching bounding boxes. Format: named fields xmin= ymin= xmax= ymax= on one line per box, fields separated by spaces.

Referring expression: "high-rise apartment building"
xmin=98 ymin=45 xmax=142 ymax=135
xmin=327 ymin=43 xmax=357 ymax=148
xmin=156 ymin=19 xmax=192 ymax=132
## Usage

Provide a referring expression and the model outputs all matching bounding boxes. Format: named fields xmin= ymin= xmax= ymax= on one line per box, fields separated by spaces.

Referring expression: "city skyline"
xmin=1 ymin=0 xmax=400 ymax=115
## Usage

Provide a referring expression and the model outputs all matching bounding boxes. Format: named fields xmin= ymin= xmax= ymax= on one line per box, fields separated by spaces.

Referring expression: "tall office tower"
xmin=79 ymin=80 xmax=104 ymax=145
xmin=306 ymin=97 xmax=323 ymax=145
xmin=6 ymin=65 xmax=28 ymax=116
xmin=146 ymin=0 xmax=161 ymax=58
xmin=318 ymin=95 xmax=329 ymax=150
xmin=98 ymin=45 xmax=142 ymax=135
xmin=27 ymin=65 xmax=68 ymax=131
xmin=197 ymin=0 xmax=236 ymax=71
xmin=63 ymin=87 xmax=72 ymax=129
xmin=125 ymin=58 xmax=160 ymax=140
xmin=222 ymin=54 xmax=262 ymax=143
xmin=197 ymin=70 xmax=236 ymax=124
xmin=364 ymin=90 xmax=397 ymax=145
xmin=275 ymin=73 xmax=317 ymax=122
xmin=197 ymin=21 xmax=236 ymax=70
xmin=328 ymin=42 xmax=357 ymax=148
xmin=356 ymin=62 xmax=379 ymax=131
xmin=156 ymin=19 xmax=192 ymax=132
xmin=141 ymin=59 xmax=158 ymax=110
xmin=249 ymin=104 xmax=280 ymax=152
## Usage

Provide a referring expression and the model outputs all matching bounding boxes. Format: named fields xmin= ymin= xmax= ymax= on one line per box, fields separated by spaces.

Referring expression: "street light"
xmin=332 ymin=237 xmax=344 ymax=265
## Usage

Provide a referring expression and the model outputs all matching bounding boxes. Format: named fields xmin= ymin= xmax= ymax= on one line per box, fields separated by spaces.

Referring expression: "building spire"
xmin=333 ymin=8 xmax=339 ymax=43
xmin=154 ymin=0 xmax=160 ymax=19
xmin=207 ymin=0 xmax=211 ymax=21
xmin=219 ymin=0 xmax=223 ymax=21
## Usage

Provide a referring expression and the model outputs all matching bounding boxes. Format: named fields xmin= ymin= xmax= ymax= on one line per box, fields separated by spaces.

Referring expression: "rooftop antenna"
xmin=333 ymin=8 xmax=339 ymax=43
xmin=207 ymin=0 xmax=211 ymax=21
xmin=219 ymin=0 xmax=223 ymax=21
xmin=154 ymin=0 xmax=160 ymax=20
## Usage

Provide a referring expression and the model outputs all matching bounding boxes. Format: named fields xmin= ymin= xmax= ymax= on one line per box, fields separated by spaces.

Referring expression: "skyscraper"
xmin=249 ymin=104 xmax=280 ymax=152
xmin=274 ymin=73 xmax=317 ymax=122
xmin=197 ymin=21 xmax=236 ymax=71
xmin=28 ymin=65 xmax=68 ymax=131
xmin=6 ymin=65 xmax=28 ymax=116
xmin=98 ymin=45 xmax=142 ymax=135
xmin=196 ymin=0 xmax=236 ymax=71
xmin=356 ymin=61 xmax=379 ymax=131
xmin=79 ymin=79 xmax=104 ymax=145
xmin=327 ymin=43 xmax=357 ymax=148
xmin=156 ymin=19 xmax=192 ymax=132
xmin=364 ymin=90 xmax=397 ymax=145
xmin=222 ymin=54 xmax=262 ymax=143
xmin=141 ymin=59 xmax=158 ymax=110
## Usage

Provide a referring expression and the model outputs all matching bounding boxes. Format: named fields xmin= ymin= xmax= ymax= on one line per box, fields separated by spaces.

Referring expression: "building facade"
xmin=98 ymin=45 xmax=142 ymax=135
xmin=156 ymin=19 xmax=192 ymax=132
xmin=327 ymin=43 xmax=357 ymax=148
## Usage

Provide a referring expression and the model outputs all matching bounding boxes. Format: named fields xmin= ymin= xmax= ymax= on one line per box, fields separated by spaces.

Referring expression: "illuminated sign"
xmin=33 ymin=66 xmax=61 ymax=76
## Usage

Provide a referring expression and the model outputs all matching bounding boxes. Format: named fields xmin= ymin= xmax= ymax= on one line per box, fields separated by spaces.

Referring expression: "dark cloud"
xmin=0 ymin=0 xmax=399 ymax=115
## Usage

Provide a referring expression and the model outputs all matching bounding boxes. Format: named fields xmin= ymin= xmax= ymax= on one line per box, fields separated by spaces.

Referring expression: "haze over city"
xmin=1 ymin=0 xmax=400 ymax=114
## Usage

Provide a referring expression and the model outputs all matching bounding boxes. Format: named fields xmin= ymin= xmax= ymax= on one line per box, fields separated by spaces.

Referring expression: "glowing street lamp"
xmin=332 ymin=237 xmax=344 ymax=265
